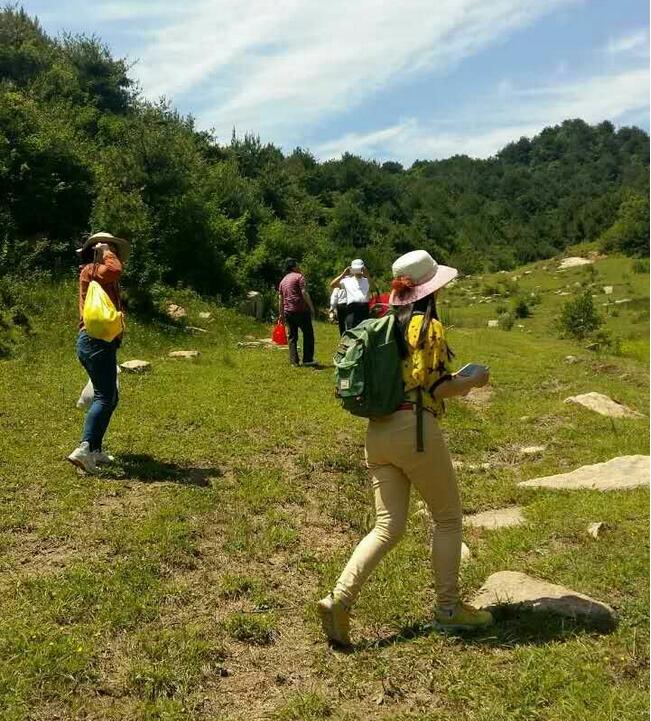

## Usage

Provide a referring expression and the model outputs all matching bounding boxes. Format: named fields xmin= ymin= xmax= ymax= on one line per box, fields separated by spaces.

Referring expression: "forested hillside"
xmin=0 ymin=7 xmax=648 ymax=310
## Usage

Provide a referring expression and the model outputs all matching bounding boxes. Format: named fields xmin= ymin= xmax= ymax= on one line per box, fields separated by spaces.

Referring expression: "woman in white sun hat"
xmin=318 ymin=250 xmax=493 ymax=646
xmin=330 ymin=258 xmax=372 ymax=330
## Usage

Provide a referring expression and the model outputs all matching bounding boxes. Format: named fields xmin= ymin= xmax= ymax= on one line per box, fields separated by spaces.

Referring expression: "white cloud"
xmin=605 ymin=29 xmax=648 ymax=55
xmin=315 ymin=66 xmax=650 ymax=163
xmin=107 ymin=0 xmax=575 ymax=142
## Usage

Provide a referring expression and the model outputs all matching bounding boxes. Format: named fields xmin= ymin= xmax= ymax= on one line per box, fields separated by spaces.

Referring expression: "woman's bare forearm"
xmin=432 ymin=375 xmax=475 ymax=400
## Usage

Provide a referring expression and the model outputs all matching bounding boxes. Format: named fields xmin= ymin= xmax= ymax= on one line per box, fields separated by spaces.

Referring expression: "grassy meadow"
xmin=0 ymin=252 xmax=648 ymax=720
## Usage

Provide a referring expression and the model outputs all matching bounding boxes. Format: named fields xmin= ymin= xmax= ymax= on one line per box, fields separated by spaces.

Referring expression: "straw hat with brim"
xmin=77 ymin=232 xmax=130 ymax=263
xmin=389 ymin=250 xmax=457 ymax=306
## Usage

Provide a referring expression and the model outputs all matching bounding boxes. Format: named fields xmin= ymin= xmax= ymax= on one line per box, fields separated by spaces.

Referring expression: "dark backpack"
xmin=333 ymin=314 xmax=405 ymax=418
xmin=334 ymin=312 xmax=431 ymax=451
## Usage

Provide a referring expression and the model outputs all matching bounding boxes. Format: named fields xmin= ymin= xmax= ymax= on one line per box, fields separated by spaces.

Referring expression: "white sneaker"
xmin=67 ymin=442 xmax=98 ymax=473
xmin=93 ymin=450 xmax=115 ymax=465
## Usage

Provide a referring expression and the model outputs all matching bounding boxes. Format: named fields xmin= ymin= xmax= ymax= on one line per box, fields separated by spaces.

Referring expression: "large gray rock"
xmin=464 ymin=506 xmax=525 ymax=529
xmin=472 ymin=571 xmax=615 ymax=625
xmin=518 ymin=455 xmax=649 ymax=492
xmin=120 ymin=359 xmax=151 ymax=373
xmin=564 ymin=392 xmax=643 ymax=419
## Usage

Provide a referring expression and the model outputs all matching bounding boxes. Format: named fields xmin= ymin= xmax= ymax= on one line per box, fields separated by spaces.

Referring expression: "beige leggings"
xmin=333 ymin=410 xmax=462 ymax=609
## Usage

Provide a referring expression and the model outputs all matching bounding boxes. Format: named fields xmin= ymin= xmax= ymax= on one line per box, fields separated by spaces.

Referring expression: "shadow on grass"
xmin=356 ymin=604 xmax=616 ymax=652
xmin=107 ymin=453 xmax=223 ymax=487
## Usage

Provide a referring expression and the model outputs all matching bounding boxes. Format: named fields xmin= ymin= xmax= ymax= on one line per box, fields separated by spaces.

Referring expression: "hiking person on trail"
xmin=68 ymin=232 xmax=129 ymax=474
xmin=319 ymin=249 xmax=494 ymax=646
xmin=329 ymin=286 xmax=347 ymax=336
xmin=330 ymin=259 xmax=372 ymax=330
xmin=278 ymin=258 xmax=317 ymax=367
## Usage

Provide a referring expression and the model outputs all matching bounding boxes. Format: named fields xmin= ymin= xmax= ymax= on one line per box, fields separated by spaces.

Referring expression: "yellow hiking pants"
xmin=333 ymin=410 xmax=462 ymax=609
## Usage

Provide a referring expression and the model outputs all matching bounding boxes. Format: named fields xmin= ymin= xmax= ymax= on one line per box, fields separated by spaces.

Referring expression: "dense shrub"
xmin=559 ymin=292 xmax=602 ymax=340
xmin=513 ymin=297 xmax=531 ymax=318
xmin=498 ymin=311 xmax=515 ymax=330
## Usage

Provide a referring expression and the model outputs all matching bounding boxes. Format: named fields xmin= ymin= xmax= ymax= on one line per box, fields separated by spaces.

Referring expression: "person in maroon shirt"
xmin=278 ymin=258 xmax=316 ymax=367
xmin=68 ymin=232 xmax=130 ymax=474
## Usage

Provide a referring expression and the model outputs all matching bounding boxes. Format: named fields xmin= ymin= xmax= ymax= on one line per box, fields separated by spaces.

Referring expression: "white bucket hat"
xmin=77 ymin=231 xmax=130 ymax=263
xmin=350 ymin=258 xmax=365 ymax=272
xmin=389 ymin=250 xmax=457 ymax=306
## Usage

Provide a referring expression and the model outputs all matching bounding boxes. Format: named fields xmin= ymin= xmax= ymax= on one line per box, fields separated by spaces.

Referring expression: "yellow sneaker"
xmin=434 ymin=602 xmax=494 ymax=632
xmin=317 ymin=594 xmax=351 ymax=647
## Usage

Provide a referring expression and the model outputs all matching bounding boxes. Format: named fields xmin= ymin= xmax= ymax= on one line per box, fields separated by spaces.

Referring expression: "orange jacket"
xmin=78 ymin=251 xmax=123 ymax=333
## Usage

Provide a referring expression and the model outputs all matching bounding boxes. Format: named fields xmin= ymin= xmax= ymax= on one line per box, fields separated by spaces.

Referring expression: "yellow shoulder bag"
xmin=83 ymin=280 xmax=124 ymax=342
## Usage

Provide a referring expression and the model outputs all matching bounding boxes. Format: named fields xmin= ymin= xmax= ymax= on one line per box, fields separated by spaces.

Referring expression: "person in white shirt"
xmin=329 ymin=286 xmax=347 ymax=335
xmin=330 ymin=259 xmax=372 ymax=330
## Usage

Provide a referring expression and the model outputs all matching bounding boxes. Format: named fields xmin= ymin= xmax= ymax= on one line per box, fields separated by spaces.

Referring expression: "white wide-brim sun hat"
xmin=389 ymin=250 xmax=457 ymax=306
xmin=77 ymin=231 xmax=130 ymax=263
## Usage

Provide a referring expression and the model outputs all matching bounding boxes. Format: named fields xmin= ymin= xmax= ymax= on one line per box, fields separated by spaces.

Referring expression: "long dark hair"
xmin=395 ymin=292 xmax=439 ymax=348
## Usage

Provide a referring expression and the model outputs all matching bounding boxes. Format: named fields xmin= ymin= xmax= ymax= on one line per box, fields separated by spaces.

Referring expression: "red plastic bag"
xmin=272 ymin=320 xmax=288 ymax=345
xmin=369 ymin=292 xmax=391 ymax=318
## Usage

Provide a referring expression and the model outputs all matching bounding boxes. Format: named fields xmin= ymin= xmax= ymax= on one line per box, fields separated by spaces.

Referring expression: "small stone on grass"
xmin=587 ymin=522 xmax=607 ymax=539
xmin=120 ymin=359 xmax=151 ymax=373
xmin=168 ymin=350 xmax=200 ymax=359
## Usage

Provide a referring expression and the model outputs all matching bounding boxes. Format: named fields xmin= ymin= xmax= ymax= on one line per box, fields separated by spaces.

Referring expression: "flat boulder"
xmin=168 ymin=350 xmax=200 ymax=359
xmin=564 ymin=391 xmax=643 ymax=419
xmin=464 ymin=506 xmax=525 ymax=529
xmin=120 ymin=359 xmax=151 ymax=373
xmin=487 ymin=319 xmax=499 ymax=328
xmin=558 ymin=257 xmax=593 ymax=270
xmin=471 ymin=571 xmax=615 ymax=626
xmin=518 ymin=455 xmax=649 ymax=492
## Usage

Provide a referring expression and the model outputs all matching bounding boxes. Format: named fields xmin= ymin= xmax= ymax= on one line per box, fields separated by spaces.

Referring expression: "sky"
xmin=22 ymin=0 xmax=650 ymax=164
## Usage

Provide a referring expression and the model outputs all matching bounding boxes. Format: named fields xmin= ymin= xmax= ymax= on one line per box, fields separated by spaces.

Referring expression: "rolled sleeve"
xmin=93 ymin=251 xmax=123 ymax=283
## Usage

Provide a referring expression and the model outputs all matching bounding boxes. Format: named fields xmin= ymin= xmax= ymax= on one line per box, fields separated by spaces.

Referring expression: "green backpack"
xmin=334 ymin=314 xmax=405 ymax=419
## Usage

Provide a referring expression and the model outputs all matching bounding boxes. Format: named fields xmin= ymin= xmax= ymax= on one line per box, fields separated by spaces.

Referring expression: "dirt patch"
xmin=460 ymin=385 xmax=493 ymax=407
xmin=0 ymin=531 xmax=88 ymax=584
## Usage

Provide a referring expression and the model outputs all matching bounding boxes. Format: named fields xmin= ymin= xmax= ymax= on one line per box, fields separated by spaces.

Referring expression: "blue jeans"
xmin=77 ymin=331 xmax=119 ymax=451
